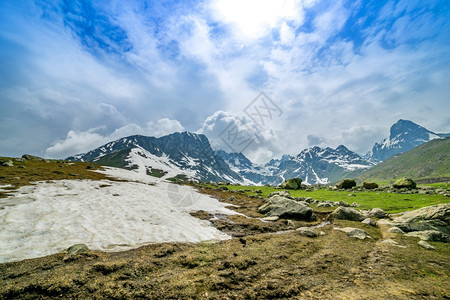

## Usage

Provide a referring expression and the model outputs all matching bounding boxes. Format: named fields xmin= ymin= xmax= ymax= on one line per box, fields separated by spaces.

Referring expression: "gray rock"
xmin=351 ymin=202 xmax=360 ymax=207
xmin=280 ymin=178 xmax=303 ymax=190
xmin=368 ymin=208 xmax=389 ymax=218
xmin=258 ymin=195 xmax=313 ymax=220
xmin=334 ymin=227 xmax=371 ymax=239
xmin=1 ymin=160 xmax=13 ymax=167
xmin=229 ymin=196 xmax=236 ymax=201
xmin=405 ymin=230 xmax=450 ymax=242
xmin=418 ymin=240 xmax=435 ymax=250
xmin=297 ymin=227 xmax=319 ymax=237
xmin=391 ymin=203 xmax=450 ymax=235
xmin=330 ymin=207 xmax=365 ymax=221
xmin=64 ymin=243 xmax=89 ymax=261
xmin=336 ymin=179 xmax=356 ymax=189
xmin=362 ymin=218 xmax=377 ymax=227
xmin=317 ymin=202 xmax=333 ymax=208
xmin=388 ymin=227 xmax=405 ymax=234
xmin=338 ymin=201 xmax=350 ymax=207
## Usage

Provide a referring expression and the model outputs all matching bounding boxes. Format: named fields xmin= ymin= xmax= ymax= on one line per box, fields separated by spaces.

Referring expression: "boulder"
xmin=351 ymin=202 xmax=360 ymax=207
xmin=280 ymin=178 xmax=303 ymax=190
xmin=336 ymin=179 xmax=356 ymax=189
xmin=297 ymin=227 xmax=319 ymax=237
xmin=363 ymin=181 xmax=379 ymax=189
xmin=330 ymin=206 xmax=365 ymax=221
xmin=1 ymin=160 xmax=13 ymax=167
xmin=334 ymin=227 xmax=371 ymax=240
xmin=317 ymin=202 xmax=333 ymax=208
xmin=258 ymin=195 xmax=313 ymax=220
xmin=338 ymin=201 xmax=350 ymax=207
xmin=418 ymin=240 xmax=435 ymax=250
xmin=391 ymin=203 xmax=450 ymax=235
xmin=392 ymin=177 xmax=416 ymax=189
xmin=362 ymin=218 xmax=377 ymax=227
xmin=405 ymin=230 xmax=450 ymax=242
xmin=368 ymin=208 xmax=389 ymax=218
xmin=388 ymin=227 xmax=405 ymax=234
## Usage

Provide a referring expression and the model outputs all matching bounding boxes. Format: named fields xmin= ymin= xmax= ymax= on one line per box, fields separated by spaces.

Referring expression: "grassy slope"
xmin=357 ymin=137 xmax=450 ymax=183
xmin=0 ymin=157 xmax=110 ymax=197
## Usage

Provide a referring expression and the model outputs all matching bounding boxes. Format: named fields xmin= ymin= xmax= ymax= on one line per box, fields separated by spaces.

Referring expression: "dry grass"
xmin=0 ymin=157 xmax=117 ymax=198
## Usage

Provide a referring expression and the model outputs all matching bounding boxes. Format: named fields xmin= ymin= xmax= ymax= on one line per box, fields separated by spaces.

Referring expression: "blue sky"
xmin=1 ymin=0 xmax=449 ymax=163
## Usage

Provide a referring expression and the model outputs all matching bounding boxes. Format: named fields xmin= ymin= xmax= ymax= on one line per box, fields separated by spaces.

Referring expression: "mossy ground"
xmin=0 ymin=159 xmax=449 ymax=299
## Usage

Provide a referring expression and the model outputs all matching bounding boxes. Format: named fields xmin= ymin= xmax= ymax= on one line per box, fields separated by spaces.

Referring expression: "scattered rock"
xmin=388 ymin=227 xmax=405 ymax=234
xmin=69 ymin=173 xmax=79 ymax=177
xmin=296 ymin=227 xmax=319 ymax=237
xmin=348 ymin=193 xmax=356 ymax=197
xmin=18 ymin=165 xmax=25 ymax=169
xmin=268 ymin=190 xmax=292 ymax=199
xmin=391 ymin=203 xmax=449 ymax=235
xmin=330 ymin=207 xmax=365 ymax=221
xmin=258 ymin=195 xmax=313 ymax=220
xmin=381 ymin=239 xmax=407 ymax=248
xmin=405 ymin=230 xmax=450 ymax=242
xmin=317 ymin=202 xmax=333 ymax=208
xmin=86 ymin=164 xmax=96 ymax=169
xmin=363 ymin=181 xmax=379 ymax=189
xmin=280 ymin=178 xmax=303 ymax=190
xmin=338 ymin=201 xmax=350 ymax=207
xmin=351 ymin=202 xmax=360 ymax=207
xmin=368 ymin=208 xmax=389 ymax=218
xmin=229 ymin=196 xmax=236 ymax=201
xmin=1 ymin=160 xmax=14 ymax=167
xmin=336 ymin=179 xmax=356 ymax=189
xmin=392 ymin=177 xmax=417 ymax=189
xmin=334 ymin=227 xmax=371 ymax=240
xmin=418 ymin=240 xmax=435 ymax=250
xmin=255 ymin=189 xmax=262 ymax=194
xmin=362 ymin=218 xmax=377 ymax=227
xmin=64 ymin=244 xmax=89 ymax=261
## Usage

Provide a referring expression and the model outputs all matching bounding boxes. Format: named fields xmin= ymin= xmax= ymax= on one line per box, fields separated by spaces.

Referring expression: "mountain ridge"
xmin=68 ymin=120 xmax=449 ymax=185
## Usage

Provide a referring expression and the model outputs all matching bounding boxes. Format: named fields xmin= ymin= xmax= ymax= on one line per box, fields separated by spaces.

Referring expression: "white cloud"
xmin=45 ymin=118 xmax=184 ymax=158
xmin=197 ymin=111 xmax=278 ymax=163
xmin=209 ymin=0 xmax=305 ymax=41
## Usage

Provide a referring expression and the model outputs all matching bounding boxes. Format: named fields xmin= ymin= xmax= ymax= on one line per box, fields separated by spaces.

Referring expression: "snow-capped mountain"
xmin=67 ymin=132 xmax=243 ymax=183
xmin=370 ymin=120 xmax=449 ymax=161
xmin=218 ymin=145 xmax=374 ymax=185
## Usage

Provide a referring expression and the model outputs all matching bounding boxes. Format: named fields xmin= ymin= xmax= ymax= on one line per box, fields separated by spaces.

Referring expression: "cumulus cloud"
xmin=198 ymin=111 xmax=278 ymax=163
xmin=45 ymin=119 xmax=184 ymax=158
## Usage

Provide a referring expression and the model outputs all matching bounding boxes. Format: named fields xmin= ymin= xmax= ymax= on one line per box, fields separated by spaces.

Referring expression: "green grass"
xmin=358 ymin=137 xmax=450 ymax=183
xmin=419 ymin=182 xmax=450 ymax=189
xmin=202 ymin=184 xmax=450 ymax=213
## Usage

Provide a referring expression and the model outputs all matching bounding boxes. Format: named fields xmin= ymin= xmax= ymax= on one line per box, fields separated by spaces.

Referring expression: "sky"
xmin=1 ymin=0 xmax=449 ymax=163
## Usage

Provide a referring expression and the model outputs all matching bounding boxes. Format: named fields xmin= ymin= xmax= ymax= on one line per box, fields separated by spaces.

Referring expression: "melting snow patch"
xmin=0 ymin=168 xmax=237 ymax=263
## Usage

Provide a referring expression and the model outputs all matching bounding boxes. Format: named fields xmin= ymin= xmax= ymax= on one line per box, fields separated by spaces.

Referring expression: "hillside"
xmin=358 ymin=137 xmax=450 ymax=183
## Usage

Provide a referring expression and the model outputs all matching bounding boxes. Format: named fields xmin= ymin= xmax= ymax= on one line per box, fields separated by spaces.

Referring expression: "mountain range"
xmin=68 ymin=120 xmax=449 ymax=185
